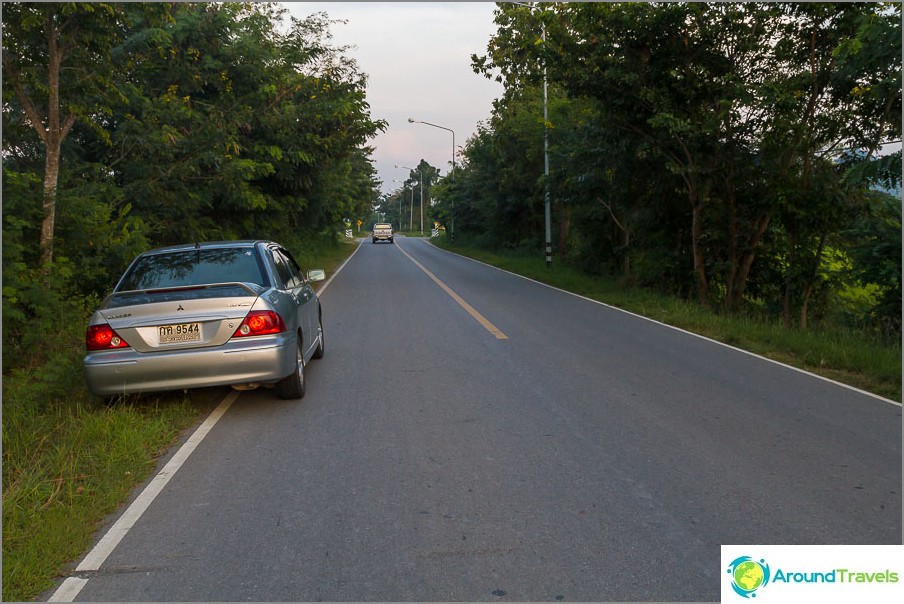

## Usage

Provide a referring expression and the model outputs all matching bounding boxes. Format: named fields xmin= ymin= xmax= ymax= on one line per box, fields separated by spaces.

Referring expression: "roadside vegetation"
xmin=3 ymin=3 xmax=377 ymax=601
xmin=384 ymin=3 xmax=901 ymax=400
xmin=433 ymin=236 xmax=901 ymax=402
xmin=1 ymin=237 xmax=359 ymax=602
xmin=3 ymin=2 xmax=901 ymax=601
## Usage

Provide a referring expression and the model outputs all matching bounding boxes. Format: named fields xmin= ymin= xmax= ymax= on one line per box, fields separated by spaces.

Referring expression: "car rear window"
xmin=117 ymin=247 xmax=267 ymax=292
xmin=375 ymin=224 xmax=391 ymax=229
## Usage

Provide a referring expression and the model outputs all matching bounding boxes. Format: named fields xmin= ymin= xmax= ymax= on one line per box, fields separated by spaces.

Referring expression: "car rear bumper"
xmin=84 ymin=334 xmax=296 ymax=396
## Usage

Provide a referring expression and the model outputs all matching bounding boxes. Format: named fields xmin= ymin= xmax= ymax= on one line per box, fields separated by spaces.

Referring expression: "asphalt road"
xmin=60 ymin=236 xmax=901 ymax=601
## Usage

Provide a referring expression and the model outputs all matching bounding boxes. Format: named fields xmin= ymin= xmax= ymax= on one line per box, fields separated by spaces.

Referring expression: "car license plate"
xmin=158 ymin=322 xmax=201 ymax=344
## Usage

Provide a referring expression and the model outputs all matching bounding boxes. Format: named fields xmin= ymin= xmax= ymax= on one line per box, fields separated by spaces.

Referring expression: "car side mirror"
xmin=307 ymin=269 xmax=326 ymax=283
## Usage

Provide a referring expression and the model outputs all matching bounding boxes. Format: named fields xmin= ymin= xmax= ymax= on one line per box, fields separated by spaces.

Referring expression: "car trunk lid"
xmin=100 ymin=283 xmax=263 ymax=352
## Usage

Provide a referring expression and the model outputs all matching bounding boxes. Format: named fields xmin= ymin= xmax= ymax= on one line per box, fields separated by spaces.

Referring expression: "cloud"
xmin=283 ymin=2 xmax=503 ymax=193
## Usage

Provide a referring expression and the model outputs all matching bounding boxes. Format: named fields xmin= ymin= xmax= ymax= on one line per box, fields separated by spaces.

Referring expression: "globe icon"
xmin=733 ymin=560 xmax=765 ymax=592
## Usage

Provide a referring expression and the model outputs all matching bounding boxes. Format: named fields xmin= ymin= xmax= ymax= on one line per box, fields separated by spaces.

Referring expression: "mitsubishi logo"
xmin=177 ymin=305 xmax=185 ymax=311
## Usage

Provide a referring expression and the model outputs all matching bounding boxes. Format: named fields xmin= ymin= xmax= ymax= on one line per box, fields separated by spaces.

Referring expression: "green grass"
xmin=1 ymin=385 xmax=210 ymax=602
xmin=3 ymin=235 xmax=897 ymax=601
xmin=1 ymin=236 xmax=361 ymax=602
xmin=291 ymin=236 xmax=361 ymax=279
xmin=433 ymin=238 xmax=902 ymax=402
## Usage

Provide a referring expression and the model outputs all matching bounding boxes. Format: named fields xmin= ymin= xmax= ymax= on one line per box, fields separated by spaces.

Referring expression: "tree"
xmin=845 ymin=192 xmax=902 ymax=336
xmin=470 ymin=2 xmax=901 ymax=324
xmin=2 ymin=2 xmax=138 ymax=266
xmin=95 ymin=3 xmax=384 ymax=245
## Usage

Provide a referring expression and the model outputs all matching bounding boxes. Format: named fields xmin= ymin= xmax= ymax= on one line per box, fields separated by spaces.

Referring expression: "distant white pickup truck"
xmin=372 ymin=223 xmax=394 ymax=244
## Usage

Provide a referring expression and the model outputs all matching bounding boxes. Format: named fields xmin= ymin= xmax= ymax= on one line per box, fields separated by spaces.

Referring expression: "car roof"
xmin=139 ymin=240 xmax=276 ymax=255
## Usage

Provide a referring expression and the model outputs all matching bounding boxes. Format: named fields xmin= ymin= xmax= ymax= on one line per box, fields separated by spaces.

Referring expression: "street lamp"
xmin=508 ymin=1 xmax=551 ymax=268
xmin=392 ymin=180 xmax=406 ymax=228
xmin=395 ymin=164 xmax=424 ymax=235
xmin=408 ymin=118 xmax=456 ymax=242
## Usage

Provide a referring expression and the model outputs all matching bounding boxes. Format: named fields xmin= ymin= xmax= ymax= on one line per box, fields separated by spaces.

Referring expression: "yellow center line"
xmin=397 ymin=244 xmax=509 ymax=340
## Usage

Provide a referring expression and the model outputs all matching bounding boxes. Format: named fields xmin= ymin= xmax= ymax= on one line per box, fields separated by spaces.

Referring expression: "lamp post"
xmin=392 ymin=180 xmax=406 ymax=228
xmin=408 ymin=183 xmax=414 ymax=230
xmin=395 ymin=164 xmax=424 ymax=235
xmin=408 ymin=118 xmax=455 ymax=242
xmin=508 ymin=1 xmax=551 ymax=268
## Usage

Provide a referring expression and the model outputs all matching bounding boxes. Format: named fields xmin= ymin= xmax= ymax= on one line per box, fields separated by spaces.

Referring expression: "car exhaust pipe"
xmin=230 ymin=383 xmax=260 ymax=391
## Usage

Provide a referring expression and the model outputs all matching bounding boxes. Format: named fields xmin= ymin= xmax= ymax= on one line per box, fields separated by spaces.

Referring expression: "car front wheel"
xmin=312 ymin=316 xmax=325 ymax=359
xmin=277 ymin=337 xmax=306 ymax=399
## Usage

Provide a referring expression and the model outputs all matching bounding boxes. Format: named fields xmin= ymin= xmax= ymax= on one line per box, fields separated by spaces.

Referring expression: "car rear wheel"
xmin=313 ymin=316 xmax=325 ymax=359
xmin=277 ymin=337 xmax=306 ymax=399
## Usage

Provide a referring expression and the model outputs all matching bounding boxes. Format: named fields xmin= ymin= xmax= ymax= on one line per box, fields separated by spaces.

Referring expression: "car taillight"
xmin=86 ymin=324 xmax=130 ymax=350
xmin=232 ymin=310 xmax=286 ymax=337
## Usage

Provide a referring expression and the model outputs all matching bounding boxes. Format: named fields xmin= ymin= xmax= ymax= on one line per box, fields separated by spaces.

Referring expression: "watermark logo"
xmin=723 ymin=546 xmax=904 ymax=603
xmin=727 ymin=556 xmax=771 ymax=598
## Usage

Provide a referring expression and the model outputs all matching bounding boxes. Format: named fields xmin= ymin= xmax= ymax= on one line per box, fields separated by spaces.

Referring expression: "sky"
xmin=283 ymin=2 xmax=505 ymax=196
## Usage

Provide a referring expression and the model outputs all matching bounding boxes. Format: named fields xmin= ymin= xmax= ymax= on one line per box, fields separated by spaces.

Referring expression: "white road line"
xmin=49 ymin=239 xmax=361 ymax=601
xmin=47 ymin=577 xmax=88 ymax=602
xmin=427 ymin=241 xmax=901 ymax=407
xmin=77 ymin=390 xmax=239 ymax=571
xmin=316 ymin=238 xmax=364 ymax=296
xmin=48 ymin=390 xmax=240 ymax=602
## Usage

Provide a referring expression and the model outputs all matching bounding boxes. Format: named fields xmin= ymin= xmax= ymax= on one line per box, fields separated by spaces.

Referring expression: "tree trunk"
xmin=799 ymin=232 xmax=828 ymax=331
xmin=691 ymin=200 xmax=709 ymax=306
xmin=41 ymin=145 xmax=62 ymax=265
xmin=782 ymin=246 xmax=799 ymax=329
xmin=557 ymin=203 xmax=571 ymax=255
xmin=726 ymin=198 xmax=739 ymax=311
xmin=783 ymin=279 xmax=794 ymax=329
xmin=41 ymin=11 xmax=65 ymax=266
xmin=621 ymin=227 xmax=631 ymax=279
xmin=727 ymin=214 xmax=772 ymax=312
xmin=800 ymin=285 xmax=812 ymax=330
xmin=598 ymin=197 xmax=632 ymax=279
xmin=5 ymin=9 xmax=77 ymax=267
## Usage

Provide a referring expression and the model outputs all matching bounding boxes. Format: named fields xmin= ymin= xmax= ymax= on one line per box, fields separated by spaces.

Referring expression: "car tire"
xmin=313 ymin=315 xmax=325 ymax=359
xmin=389 ymin=238 xmax=394 ymax=243
xmin=277 ymin=336 xmax=306 ymax=399
xmin=372 ymin=238 xmax=377 ymax=243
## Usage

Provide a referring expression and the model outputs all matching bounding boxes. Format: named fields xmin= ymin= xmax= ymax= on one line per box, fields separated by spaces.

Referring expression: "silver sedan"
xmin=84 ymin=240 xmax=325 ymax=399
